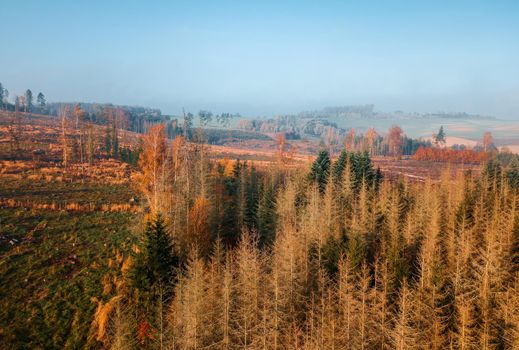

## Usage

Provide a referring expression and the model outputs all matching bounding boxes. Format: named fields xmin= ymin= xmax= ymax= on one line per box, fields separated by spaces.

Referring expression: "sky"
xmin=1 ymin=0 xmax=519 ymax=118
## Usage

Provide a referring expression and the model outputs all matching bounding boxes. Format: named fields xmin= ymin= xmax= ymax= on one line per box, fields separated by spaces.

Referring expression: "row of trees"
xmin=0 ymin=82 xmax=169 ymax=137
xmin=413 ymin=146 xmax=490 ymax=164
xmin=58 ymin=104 xmax=140 ymax=166
xmin=91 ymin=125 xmax=519 ymax=349
xmin=0 ymin=82 xmax=46 ymax=113
xmin=340 ymin=125 xmax=430 ymax=157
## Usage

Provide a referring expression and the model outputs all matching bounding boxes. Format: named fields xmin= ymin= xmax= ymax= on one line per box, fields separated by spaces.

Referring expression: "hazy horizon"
xmin=2 ymin=0 xmax=519 ymax=119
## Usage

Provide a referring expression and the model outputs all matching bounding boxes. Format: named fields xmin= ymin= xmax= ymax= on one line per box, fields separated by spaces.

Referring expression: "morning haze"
xmin=2 ymin=0 xmax=519 ymax=118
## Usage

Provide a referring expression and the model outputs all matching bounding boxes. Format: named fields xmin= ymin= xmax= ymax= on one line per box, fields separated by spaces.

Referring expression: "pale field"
xmin=329 ymin=117 xmax=519 ymax=154
xmin=501 ymin=145 xmax=519 ymax=154
xmin=425 ymin=136 xmax=479 ymax=148
xmin=325 ymin=117 xmax=519 ymax=140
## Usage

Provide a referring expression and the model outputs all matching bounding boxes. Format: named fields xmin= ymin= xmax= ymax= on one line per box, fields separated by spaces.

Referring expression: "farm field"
xmin=325 ymin=116 xmax=519 ymax=140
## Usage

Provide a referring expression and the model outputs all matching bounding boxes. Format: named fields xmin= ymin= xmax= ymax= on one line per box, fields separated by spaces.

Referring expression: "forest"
xmin=89 ymin=124 xmax=519 ymax=350
xmin=1 ymin=82 xmax=519 ymax=349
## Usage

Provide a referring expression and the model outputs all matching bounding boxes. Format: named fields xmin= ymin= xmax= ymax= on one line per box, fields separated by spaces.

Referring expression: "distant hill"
xmin=298 ymin=105 xmax=496 ymax=121
xmin=299 ymin=105 xmax=375 ymax=119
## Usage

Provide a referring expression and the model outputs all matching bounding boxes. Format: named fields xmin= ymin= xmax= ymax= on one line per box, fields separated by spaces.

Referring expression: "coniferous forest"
xmin=91 ymin=124 xmax=519 ymax=350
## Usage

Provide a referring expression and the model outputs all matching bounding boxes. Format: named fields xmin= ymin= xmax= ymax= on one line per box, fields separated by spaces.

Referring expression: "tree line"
xmin=57 ymin=104 xmax=140 ymax=167
xmin=0 ymin=83 xmax=46 ymax=113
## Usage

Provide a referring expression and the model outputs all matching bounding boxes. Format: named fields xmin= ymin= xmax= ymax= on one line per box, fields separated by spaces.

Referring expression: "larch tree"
xmin=171 ymin=250 xmax=209 ymax=350
xmin=60 ymin=105 xmax=70 ymax=167
xmin=231 ymin=231 xmax=264 ymax=348
xmin=365 ymin=127 xmax=378 ymax=156
xmin=136 ymin=124 xmax=168 ymax=215
xmin=391 ymin=280 xmax=418 ymax=350
xmin=105 ymin=147 xmax=519 ymax=350
xmin=74 ymin=104 xmax=87 ymax=163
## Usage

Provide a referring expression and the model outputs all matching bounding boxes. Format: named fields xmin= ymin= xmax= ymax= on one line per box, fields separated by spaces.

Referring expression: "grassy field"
xmin=0 ymin=140 xmax=141 ymax=349
xmin=0 ymin=204 xmax=140 ymax=349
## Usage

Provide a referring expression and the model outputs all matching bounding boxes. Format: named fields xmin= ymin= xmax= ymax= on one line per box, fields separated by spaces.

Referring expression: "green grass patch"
xmin=0 ymin=208 xmax=139 ymax=349
xmin=0 ymin=179 xmax=134 ymax=206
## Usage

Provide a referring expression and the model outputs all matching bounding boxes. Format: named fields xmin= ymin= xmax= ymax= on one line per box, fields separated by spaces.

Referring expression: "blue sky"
xmin=2 ymin=0 xmax=519 ymax=118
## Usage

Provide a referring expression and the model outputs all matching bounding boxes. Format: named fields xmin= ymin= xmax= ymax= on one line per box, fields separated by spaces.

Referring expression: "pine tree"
xmin=37 ymin=92 xmax=46 ymax=108
xmin=245 ymin=165 xmax=260 ymax=230
xmin=24 ymin=89 xmax=33 ymax=112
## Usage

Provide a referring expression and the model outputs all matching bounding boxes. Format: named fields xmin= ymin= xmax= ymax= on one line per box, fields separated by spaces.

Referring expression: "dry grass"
xmin=373 ymin=157 xmax=481 ymax=182
xmin=0 ymin=198 xmax=140 ymax=212
xmin=0 ymin=159 xmax=133 ymax=184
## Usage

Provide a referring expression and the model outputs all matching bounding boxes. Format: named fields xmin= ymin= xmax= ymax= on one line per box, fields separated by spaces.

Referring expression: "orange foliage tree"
xmin=365 ymin=127 xmax=378 ymax=156
xmin=413 ymin=146 xmax=488 ymax=164
xmin=388 ymin=125 xmax=403 ymax=158
xmin=136 ymin=124 xmax=168 ymax=214
xmin=345 ymin=128 xmax=356 ymax=151
xmin=187 ymin=196 xmax=211 ymax=255
xmin=275 ymin=132 xmax=287 ymax=164
xmin=482 ymin=132 xmax=494 ymax=152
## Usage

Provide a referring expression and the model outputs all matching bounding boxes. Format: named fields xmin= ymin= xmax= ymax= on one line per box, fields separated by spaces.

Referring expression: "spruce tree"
xmin=332 ymin=149 xmax=348 ymax=181
xmin=257 ymin=184 xmax=276 ymax=245
xmin=245 ymin=165 xmax=260 ymax=230
xmin=309 ymin=150 xmax=331 ymax=193
xmin=435 ymin=126 xmax=446 ymax=144
xmin=482 ymin=159 xmax=502 ymax=189
xmin=507 ymin=156 xmax=519 ymax=189
xmin=128 ymin=215 xmax=179 ymax=302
